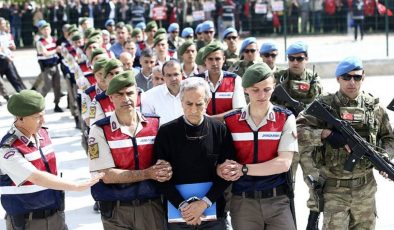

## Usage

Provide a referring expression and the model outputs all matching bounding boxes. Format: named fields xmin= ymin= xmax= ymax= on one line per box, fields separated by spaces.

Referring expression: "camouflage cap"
xmin=7 ymin=90 xmax=45 ymax=117
xmin=145 ymin=21 xmax=158 ymax=32
xmin=242 ymin=63 xmax=273 ymax=88
xmin=93 ymin=57 xmax=109 ymax=74
xmin=106 ymin=70 xmax=136 ymax=95
xmin=104 ymin=59 xmax=123 ymax=79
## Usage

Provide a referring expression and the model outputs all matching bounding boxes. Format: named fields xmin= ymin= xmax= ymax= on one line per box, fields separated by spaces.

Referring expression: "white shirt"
xmin=141 ymin=84 xmax=183 ymax=126
xmin=204 ymin=70 xmax=247 ymax=110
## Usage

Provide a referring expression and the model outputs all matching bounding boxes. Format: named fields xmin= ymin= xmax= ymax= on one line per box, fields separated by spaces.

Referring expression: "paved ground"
xmin=0 ymin=76 xmax=393 ymax=230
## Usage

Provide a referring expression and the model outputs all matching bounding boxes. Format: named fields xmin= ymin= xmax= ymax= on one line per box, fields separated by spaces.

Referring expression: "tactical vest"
xmin=95 ymin=91 xmax=115 ymax=118
xmin=197 ymin=72 xmax=236 ymax=115
xmin=37 ymin=37 xmax=59 ymax=68
xmin=280 ymin=69 xmax=321 ymax=105
xmin=90 ymin=115 xmax=160 ymax=201
xmin=85 ymin=85 xmax=100 ymax=101
xmin=317 ymin=92 xmax=380 ymax=174
xmin=79 ymin=62 xmax=97 ymax=86
xmin=224 ymin=107 xmax=291 ymax=193
xmin=0 ymin=128 xmax=63 ymax=215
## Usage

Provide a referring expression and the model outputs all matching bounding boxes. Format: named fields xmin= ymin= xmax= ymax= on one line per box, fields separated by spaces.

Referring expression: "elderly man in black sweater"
xmin=154 ymin=77 xmax=233 ymax=230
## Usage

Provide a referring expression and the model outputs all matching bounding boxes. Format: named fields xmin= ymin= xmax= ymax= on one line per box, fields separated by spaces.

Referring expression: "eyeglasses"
xmin=184 ymin=123 xmax=207 ymax=141
xmin=225 ymin=36 xmax=238 ymax=40
xmin=244 ymin=49 xmax=256 ymax=54
xmin=341 ymin=73 xmax=363 ymax=81
xmin=288 ymin=56 xmax=306 ymax=62
xmin=262 ymin=53 xmax=277 ymax=58
xmin=203 ymin=31 xmax=214 ymax=34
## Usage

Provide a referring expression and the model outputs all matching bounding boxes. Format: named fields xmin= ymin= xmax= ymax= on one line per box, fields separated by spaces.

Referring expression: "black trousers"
xmin=168 ymin=218 xmax=226 ymax=230
xmin=0 ymin=56 xmax=26 ymax=92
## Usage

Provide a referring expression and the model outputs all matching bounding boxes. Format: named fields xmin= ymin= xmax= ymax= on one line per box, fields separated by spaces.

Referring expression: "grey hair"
xmin=152 ymin=65 xmax=162 ymax=74
xmin=180 ymin=77 xmax=211 ymax=102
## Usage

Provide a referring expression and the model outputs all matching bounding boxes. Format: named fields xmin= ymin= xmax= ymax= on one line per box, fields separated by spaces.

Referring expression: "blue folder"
xmin=167 ymin=182 xmax=217 ymax=223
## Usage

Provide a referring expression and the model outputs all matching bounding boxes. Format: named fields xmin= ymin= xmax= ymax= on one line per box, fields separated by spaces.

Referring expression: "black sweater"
xmin=154 ymin=116 xmax=233 ymax=217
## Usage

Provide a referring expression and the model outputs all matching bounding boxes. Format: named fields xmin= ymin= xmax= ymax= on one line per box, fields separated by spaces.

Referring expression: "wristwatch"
xmin=241 ymin=164 xmax=248 ymax=176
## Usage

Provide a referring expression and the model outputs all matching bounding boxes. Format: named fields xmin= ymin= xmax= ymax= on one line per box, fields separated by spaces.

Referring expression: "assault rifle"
xmin=388 ymin=98 xmax=394 ymax=111
xmin=305 ymin=100 xmax=394 ymax=180
xmin=271 ymin=84 xmax=305 ymax=116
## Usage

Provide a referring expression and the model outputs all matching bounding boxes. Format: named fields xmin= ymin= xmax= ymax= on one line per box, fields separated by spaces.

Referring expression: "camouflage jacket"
xmin=223 ymin=49 xmax=239 ymax=71
xmin=227 ymin=60 xmax=261 ymax=78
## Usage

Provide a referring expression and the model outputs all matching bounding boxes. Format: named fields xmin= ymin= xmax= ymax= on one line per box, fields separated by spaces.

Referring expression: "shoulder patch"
xmin=94 ymin=116 xmax=111 ymax=127
xmin=89 ymin=105 xmax=96 ymax=118
xmin=84 ymin=85 xmax=96 ymax=94
xmin=95 ymin=91 xmax=107 ymax=101
xmin=0 ymin=134 xmax=18 ymax=147
xmin=88 ymin=143 xmax=99 ymax=160
xmin=273 ymin=105 xmax=293 ymax=116
xmin=224 ymin=108 xmax=242 ymax=119
xmin=3 ymin=150 xmax=16 ymax=159
xmin=223 ymin=71 xmax=237 ymax=78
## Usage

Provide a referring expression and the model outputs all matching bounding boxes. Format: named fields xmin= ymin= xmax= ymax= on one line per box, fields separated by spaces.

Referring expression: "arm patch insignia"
xmin=88 ymin=143 xmax=99 ymax=160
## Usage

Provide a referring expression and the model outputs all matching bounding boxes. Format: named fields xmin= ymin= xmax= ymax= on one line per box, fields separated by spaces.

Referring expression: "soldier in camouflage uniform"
xmin=228 ymin=37 xmax=260 ymax=78
xmin=297 ymin=56 xmax=394 ymax=230
xmin=274 ymin=41 xmax=323 ymax=229
xmin=222 ymin=27 xmax=239 ymax=71
xmin=259 ymin=42 xmax=284 ymax=75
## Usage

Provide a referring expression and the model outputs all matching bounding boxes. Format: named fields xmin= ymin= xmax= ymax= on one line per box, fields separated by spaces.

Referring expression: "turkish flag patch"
xmin=298 ymin=83 xmax=310 ymax=91
xmin=341 ymin=113 xmax=354 ymax=121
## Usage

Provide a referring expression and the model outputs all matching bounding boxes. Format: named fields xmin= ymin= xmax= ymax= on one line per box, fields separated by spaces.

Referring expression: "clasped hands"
xmin=217 ymin=160 xmax=243 ymax=181
xmin=180 ymin=198 xmax=209 ymax=226
xmin=147 ymin=160 xmax=173 ymax=182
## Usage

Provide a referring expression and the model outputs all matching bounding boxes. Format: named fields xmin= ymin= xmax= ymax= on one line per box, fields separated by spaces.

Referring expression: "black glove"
xmin=325 ymin=130 xmax=347 ymax=149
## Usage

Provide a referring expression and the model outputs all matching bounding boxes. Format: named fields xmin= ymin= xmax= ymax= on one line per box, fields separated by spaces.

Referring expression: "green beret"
xmin=90 ymin=47 xmax=107 ymax=63
xmin=178 ymin=40 xmax=195 ymax=57
xmin=93 ymin=57 xmax=109 ymax=73
xmin=154 ymin=28 xmax=167 ymax=39
xmin=153 ymin=34 xmax=167 ymax=47
xmin=201 ymin=42 xmax=224 ymax=61
xmin=131 ymin=28 xmax=142 ymax=38
xmin=67 ymin=25 xmax=77 ymax=33
xmin=125 ymin=24 xmax=133 ymax=34
xmin=84 ymin=37 xmax=101 ymax=51
xmin=87 ymin=30 xmax=102 ymax=39
xmin=242 ymin=63 xmax=273 ymax=88
xmin=7 ymin=90 xmax=45 ymax=117
xmin=145 ymin=21 xmax=158 ymax=32
xmin=79 ymin=17 xmax=89 ymax=25
xmin=106 ymin=70 xmax=136 ymax=95
xmin=104 ymin=59 xmax=123 ymax=78
xmin=71 ymin=32 xmax=82 ymax=42
xmin=84 ymin=27 xmax=95 ymax=39
xmin=116 ymin=22 xmax=126 ymax=28
xmin=68 ymin=27 xmax=78 ymax=35
xmin=196 ymin=47 xmax=206 ymax=66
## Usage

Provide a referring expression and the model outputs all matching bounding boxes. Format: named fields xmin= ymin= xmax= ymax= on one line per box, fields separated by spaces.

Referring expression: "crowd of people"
xmin=0 ymin=12 xmax=394 ymax=230
xmin=0 ymin=0 xmax=394 ymax=49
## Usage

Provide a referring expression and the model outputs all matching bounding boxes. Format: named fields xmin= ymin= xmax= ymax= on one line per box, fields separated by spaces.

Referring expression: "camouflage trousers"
xmin=291 ymin=146 xmax=320 ymax=212
xmin=322 ymin=176 xmax=377 ymax=230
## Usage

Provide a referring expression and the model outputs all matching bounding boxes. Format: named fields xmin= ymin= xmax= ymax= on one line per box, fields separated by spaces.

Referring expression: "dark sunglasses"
xmin=203 ymin=31 xmax=214 ymax=34
xmin=244 ymin=49 xmax=256 ymax=54
xmin=288 ymin=56 xmax=306 ymax=62
xmin=226 ymin=36 xmax=238 ymax=40
xmin=263 ymin=53 xmax=277 ymax=58
xmin=341 ymin=73 xmax=363 ymax=81
xmin=171 ymin=31 xmax=179 ymax=33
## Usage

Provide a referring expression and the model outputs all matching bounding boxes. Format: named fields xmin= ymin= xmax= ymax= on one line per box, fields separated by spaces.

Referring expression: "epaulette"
xmin=273 ymin=105 xmax=293 ymax=116
xmin=0 ymin=133 xmax=18 ymax=148
xmin=95 ymin=91 xmax=107 ymax=101
xmin=223 ymin=71 xmax=237 ymax=78
xmin=223 ymin=108 xmax=242 ymax=119
xmin=84 ymin=85 xmax=96 ymax=94
xmin=93 ymin=116 xmax=111 ymax=127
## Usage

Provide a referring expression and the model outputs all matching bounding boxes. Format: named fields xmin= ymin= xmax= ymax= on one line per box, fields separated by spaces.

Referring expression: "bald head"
xmin=119 ymin=52 xmax=134 ymax=71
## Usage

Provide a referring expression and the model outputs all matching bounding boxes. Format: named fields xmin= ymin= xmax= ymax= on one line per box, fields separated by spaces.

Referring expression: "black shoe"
xmin=74 ymin=116 xmax=81 ymax=129
xmin=306 ymin=211 xmax=320 ymax=230
xmin=93 ymin=201 xmax=100 ymax=212
xmin=54 ymin=104 xmax=64 ymax=113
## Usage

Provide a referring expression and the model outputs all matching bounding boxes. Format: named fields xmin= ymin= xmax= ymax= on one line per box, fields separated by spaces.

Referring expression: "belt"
xmin=19 ymin=209 xmax=58 ymax=219
xmin=233 ymin=184 xmax=288 ymax=199
xmin=325 ymin=172 xmax=373 ymax=188
xmin=116 ymin=198 xmax=157 ymax=207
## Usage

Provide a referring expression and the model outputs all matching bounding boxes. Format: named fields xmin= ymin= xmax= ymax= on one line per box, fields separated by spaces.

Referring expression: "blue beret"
xmin=35 ymin=19 xmax=47 ymax=28
xmin=168 ymin=23 xmax=180 ymax=33
xmin=181 ymin=27 xmax=194 ymax=38
xmin=335 ymin=56 xmax=363 ymax=77
xmin=222 ymin=27 xmax=237 ymax=40
xmin=240 ymin=37 xmax=257 ymax=55
xmin=286 ymin=41 xmax=308 ymax=55
xmin=195 ymin=23 xmax=203 ymax=34
xmin=201 ymin=21 xmax=214 ymax=32
xmin=105 ymin=19 xmax=115 ymax=27
xmin=260 ymin=42 xmax=278 ymax=54
xmin=135 ymin=22 xmax=146 ymax=30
